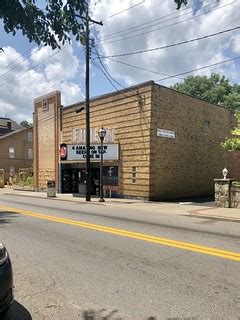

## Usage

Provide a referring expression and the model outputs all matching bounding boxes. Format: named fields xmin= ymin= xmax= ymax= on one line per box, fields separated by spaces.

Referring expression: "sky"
xmin=0 ymin=0 xmax=240 ymax=123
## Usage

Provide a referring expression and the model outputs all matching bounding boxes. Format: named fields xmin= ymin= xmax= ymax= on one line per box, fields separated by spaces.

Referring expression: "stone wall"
xmin=231 ymin=182 xmax=240 ymax=208
xmin=215 ymin=179 xmax=240 ymax=208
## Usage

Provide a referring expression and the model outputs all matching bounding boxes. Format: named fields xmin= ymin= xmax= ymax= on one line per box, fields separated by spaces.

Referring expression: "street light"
xmin=98 ymin=127 xmax=106 ymax=202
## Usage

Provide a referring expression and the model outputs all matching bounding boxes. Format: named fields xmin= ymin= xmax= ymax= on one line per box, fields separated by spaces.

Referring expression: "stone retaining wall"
xmin=215 ymin=179 xmax=240 ymax=208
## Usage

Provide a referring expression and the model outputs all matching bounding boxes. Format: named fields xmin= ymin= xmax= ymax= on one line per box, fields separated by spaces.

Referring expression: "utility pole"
xmin=83 ymin=7 xmax=103 ymax=201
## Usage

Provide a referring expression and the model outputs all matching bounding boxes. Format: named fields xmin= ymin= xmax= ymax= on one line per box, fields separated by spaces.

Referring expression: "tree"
xmin=20 ymin=120 xmax=33 ymax=129
xmin=172 ymin=73 xmax=240 ymax=111
xmin=0 ymin=0 xmax=87 ymax=50
xmin=222 ymin=113 xmax=240 ymax=151
xmin=0 ymin=1 xmax=187 ymax=50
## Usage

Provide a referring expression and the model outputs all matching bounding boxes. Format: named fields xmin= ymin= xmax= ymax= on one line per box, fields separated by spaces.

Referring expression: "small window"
xmin=42 ymin=100 xmax=49 ymax=111
xmin=9 ymin=147 xmax=15 ymax=159
xmin=28 ymin=148 xmax=33 ymax=160
xmin=132 ymin=166 xmax=137 ymax=183
xmin=9 ymin=166 xmax=15 ymax=177
xmin=28 ymin=131 xmax=33 ymax=142
xmin=204 ymin=120 xmax=210 ymax=129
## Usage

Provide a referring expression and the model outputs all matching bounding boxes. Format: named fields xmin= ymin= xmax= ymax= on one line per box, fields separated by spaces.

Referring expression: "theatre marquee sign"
xmin=67 ymin=144 xmax=119 ymax=161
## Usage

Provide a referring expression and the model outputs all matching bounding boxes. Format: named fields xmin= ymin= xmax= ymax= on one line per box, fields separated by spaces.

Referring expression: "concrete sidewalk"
xmin=1 ymin=187 xmax=240 ymax=222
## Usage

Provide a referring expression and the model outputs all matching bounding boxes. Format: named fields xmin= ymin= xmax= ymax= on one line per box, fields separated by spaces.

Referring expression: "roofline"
xmin=34 ymin=90 xmax=61 ymax=103
xmin=0 ymin=127 xmax=30 ymax=140
xmin=64 ymin=80 xmax=155 ymax=110
xmin=154 ymin=82 xmax=230 ymax=111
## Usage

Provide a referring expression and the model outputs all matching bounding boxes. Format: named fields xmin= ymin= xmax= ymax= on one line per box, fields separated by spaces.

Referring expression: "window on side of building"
xmin=9 ymin=166 xmax=15 ymax=177
xmin=28 ymin=131 xmax=33 ymax=142
xmin=9 ymin=146 xmax=15 ymax=159
xmin=204 ymin=120 xmax=210 ymax=130
xmin=132 ymin=166 xmax=137 ymax=183
xmin=28 ymin=148 xmax=33 ymax=160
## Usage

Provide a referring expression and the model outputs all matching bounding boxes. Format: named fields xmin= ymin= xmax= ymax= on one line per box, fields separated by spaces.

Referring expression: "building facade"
xmin=0 ymin=117 xmax=22 ymax=136
xmin=33 ymin=81 xmax=233 ymax=200
xmin=0 ymin=128 xmax=33 ymax=184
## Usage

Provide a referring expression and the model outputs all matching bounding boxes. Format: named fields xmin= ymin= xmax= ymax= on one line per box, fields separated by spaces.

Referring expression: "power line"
xmin=155 ymin=55 xmax=240 ymax=83
xmin=100 ymin=0 xmax=215 ymax=40
xmin=0 ymin=45 xmax=36 ymax=72
xmin=98 ymin=25 xmax=240 ymax=58
xmin=102 ymin=0 xmax=237 ymax=44
xmin=97 ymin=56 xmax=184 ymax=80
xmin=0 ymin=44 xmax=70 ymax=87
xmin=102 ymin=0 xmax=145 ymax=21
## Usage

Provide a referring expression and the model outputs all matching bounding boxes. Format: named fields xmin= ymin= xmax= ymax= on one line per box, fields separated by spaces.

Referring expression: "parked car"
xmin=0 ymin=243 xmax=13 ymax=314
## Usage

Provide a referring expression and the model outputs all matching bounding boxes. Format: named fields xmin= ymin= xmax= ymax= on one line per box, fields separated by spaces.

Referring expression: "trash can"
xmin=47 ymin=180 xmax=56 ymax=197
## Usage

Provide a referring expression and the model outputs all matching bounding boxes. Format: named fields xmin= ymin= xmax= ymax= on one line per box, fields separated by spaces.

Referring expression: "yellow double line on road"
xmin=1 ymin=204 xmax=240 ymax=262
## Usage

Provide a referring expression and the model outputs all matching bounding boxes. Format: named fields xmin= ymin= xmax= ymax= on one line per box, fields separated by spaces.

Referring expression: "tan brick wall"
xmin=226 ymin=151 xmax=240 ymax=181
xmin=149 ymin=85 xmax=232 ymax=200
xmin=33 ymin=92 xmax=61 ymax=190
xmin=62 ymin=83 xmax=153 ymax=198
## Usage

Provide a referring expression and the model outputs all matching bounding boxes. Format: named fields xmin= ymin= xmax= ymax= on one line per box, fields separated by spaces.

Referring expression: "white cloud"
xmin=91 ymin=0 xmax=240 ymax=87
xmin=0 ymin=44 xmax=84 ymax=123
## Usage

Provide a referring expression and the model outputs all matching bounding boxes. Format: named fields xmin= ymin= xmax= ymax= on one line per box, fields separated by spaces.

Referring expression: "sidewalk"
xmin=1 ymin=187 xmax=240 ymax=222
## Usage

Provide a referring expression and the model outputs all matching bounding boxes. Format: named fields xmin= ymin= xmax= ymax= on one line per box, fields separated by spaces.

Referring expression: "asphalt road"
xmin=0 ymin=194 xmax=239 ymax=320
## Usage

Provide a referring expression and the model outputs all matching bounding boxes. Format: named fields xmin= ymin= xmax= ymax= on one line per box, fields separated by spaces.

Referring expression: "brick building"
xmin=0 ymin=127 xmax=33 ymax=184
xmin=33 ymin=81 xmax=234 ymax=200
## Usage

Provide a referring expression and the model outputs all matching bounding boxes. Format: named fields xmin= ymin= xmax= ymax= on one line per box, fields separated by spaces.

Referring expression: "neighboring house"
xmin=0 ymin=128 xmax=33 ymax=184
xmin=0 ymin=117 xmax=22 ymax=136
xmin=33 ymin=81 xmax=233 ymax=200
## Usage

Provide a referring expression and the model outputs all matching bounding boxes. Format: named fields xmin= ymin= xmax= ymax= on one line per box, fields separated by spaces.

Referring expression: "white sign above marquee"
xmin=67 ymin=144 xmax=119 ymax=161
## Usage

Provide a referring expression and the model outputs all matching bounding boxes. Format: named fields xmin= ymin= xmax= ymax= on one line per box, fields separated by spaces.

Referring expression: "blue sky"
xmin=0 ymin=0 xmax=240 ymax=123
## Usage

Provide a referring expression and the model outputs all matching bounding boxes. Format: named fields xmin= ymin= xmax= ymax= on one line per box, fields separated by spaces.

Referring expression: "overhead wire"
xmin=102 ymin=0 xmax=146 ymax=21
xmin=155 ymin=55 xmax=240 ymax=83
xmin=0 ymin=45 xmax=36 ymax=72
xmin=13 ymin=49 xmax=86 ymax=127
xmin=102 ymin=0 xmax=238 ymax=44
xmin=97 ymin=56 xmax=184 ymax=80
xmin=99 ymin=0 xmax=216 ymax=40
xmin=0 ymin=44 xmax=71 ymax=87
xmin=98 ymin=25 xmax=240 ymax=58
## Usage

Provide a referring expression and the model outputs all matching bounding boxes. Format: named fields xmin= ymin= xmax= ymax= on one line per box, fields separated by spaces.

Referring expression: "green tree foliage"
xmin=175 ymin=0 xmax=188 ymax=9
xmin=0 ymin=1 xmax=187 ymax=50
xmin=0 ymin=0 xmax=86 ymax=49
xmin=172 ymin=73 xmax=240 ymax=111
xmin=222 ymin=113 xmax=240 ymax=151
xmin=20 ymin=120 xmax=33 ymax=128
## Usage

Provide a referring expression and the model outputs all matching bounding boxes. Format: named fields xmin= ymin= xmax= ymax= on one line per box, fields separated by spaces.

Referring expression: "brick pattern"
xmin=226 ymin=151 xmax=240 ymax=181
xmin=150 ymin=85 xmax=232 ymax=200
xmin=33 ymin=92 xmax=61 ymax=191
xmin=34 ymin=82 xmax=233 ymax=200
xmin=62 ymin=83 xmax=153 ymax=198
xmin=38 ymin=169 xmax=55 ymax=190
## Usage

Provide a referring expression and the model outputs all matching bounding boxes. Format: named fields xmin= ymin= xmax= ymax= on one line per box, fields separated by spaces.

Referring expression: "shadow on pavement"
xmin=82 ymin=309 xmax=156 ymax=319
xmin=0 ymin=211 xmax=19 ymax=226
xmin=3 ymin=300 xmax=32 ymax=320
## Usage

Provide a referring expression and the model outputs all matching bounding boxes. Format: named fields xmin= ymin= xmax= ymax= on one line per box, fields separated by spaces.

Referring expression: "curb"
xmin=189 ymin=213 xmax=240 ymax=223
xmin=2 ymin=192 xmax=140 ymax=206
xmin=188 ymin=209 xmax=240 ymax=223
